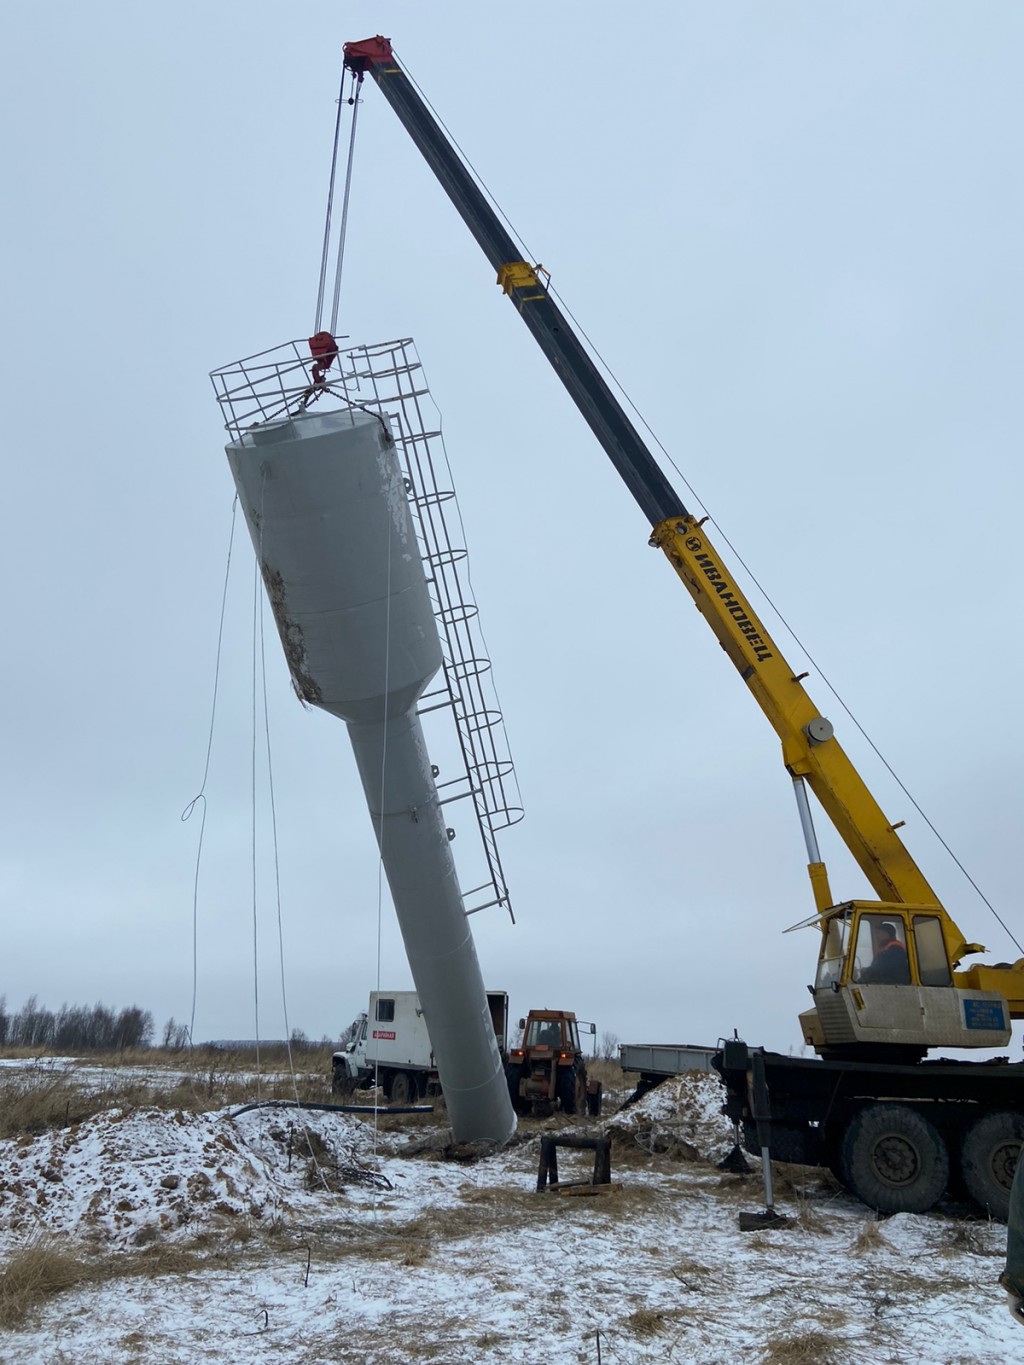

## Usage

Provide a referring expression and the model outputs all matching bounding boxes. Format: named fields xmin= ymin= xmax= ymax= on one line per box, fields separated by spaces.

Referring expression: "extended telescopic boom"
xmin=343 ymin=36 xmax=1024 ymax=1037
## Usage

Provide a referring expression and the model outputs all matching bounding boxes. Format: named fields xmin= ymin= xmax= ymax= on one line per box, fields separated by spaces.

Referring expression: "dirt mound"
xmin=605 ymin=1071 xmax=734 ymax=1164
xmin=0 ymin=1105 xmax=377 ymax=1250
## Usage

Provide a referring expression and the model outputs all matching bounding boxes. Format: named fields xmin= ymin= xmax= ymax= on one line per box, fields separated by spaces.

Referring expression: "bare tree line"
xmin=0 ymin=996 xmax=155 ymax=1052
xmin=0 ymin=1000 xmax=339 ymax=1054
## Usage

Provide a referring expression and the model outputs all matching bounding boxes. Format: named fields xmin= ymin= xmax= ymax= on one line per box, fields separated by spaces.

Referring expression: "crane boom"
xmin=343 ymin=37 xmax=683 ymax=527
xmin=343 ymin=39 xmax=945 ymax=914
xmin=343 ymin=36 xmax=1024 ymax=1043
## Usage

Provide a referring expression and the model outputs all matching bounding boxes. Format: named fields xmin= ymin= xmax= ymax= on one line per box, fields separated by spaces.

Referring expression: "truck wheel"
xmin=839 ymin=1103 xmax=948 ymax=1214
xmin=558 ymin=1062 xmax=585 ymax=1116
xmin=389 ymin=1071 xmax=414 ymax=1105
xmin=961 ymin=1111 xmax=1024 ymax=1222
xmin=332 ymin=1068 xmax=356 ymax=1098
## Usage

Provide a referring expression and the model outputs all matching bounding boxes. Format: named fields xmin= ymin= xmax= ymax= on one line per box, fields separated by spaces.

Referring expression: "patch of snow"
xmin=0 ymin=1074 xmax=1018 ymax=1363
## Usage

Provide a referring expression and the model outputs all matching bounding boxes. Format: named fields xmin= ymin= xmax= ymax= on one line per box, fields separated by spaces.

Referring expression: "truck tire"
xmin=332 ymin=1068 xmax=356 ymax=1097
xmin=388 ymin=1071 xmax=414 ymax=1105
xmin=558 ymin=1062 xmax=585 ymax=1116
xmin=961 ymin=1111 xmax=1024 ymax=1222
xmin=839 ymin=1103 xmax=948 ymax=1214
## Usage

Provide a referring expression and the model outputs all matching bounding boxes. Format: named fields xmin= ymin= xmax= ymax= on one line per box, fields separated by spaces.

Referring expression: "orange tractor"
xmin=505 ymin=1010 xmax=601 ymax=1117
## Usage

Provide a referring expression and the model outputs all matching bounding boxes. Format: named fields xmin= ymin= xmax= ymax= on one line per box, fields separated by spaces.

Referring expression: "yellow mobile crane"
xmin=341 ymin=36 xmax=1024 ymax=1215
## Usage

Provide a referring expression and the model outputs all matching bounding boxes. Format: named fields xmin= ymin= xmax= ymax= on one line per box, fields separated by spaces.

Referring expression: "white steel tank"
xmin=226 ymin=405 xmax=515 ymax=1146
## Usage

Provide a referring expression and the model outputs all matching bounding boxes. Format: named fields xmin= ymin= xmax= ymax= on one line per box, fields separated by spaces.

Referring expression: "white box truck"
xmin=333 ymin=990 xmax=508 ymax=1106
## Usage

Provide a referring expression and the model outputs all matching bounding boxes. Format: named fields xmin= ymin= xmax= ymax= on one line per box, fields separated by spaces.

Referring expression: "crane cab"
xmin=799 ymin=901 xmax=1011 ymax=1059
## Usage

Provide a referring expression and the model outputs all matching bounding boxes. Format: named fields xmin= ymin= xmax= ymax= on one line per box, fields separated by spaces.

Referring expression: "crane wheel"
xmin=960 ymin=1111 xmax=1024 ymax=1223
xmin=839 ymin=1103 xmax=948 ymax=1214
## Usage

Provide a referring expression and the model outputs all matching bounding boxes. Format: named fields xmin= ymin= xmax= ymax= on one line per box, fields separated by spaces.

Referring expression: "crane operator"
xmin=859 ymin=923 xmax=911 ymax=985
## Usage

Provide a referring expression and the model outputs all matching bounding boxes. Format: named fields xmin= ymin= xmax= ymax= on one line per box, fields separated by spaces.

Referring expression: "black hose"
xmin=226 ymin=1098 xmax=434 ymax=1119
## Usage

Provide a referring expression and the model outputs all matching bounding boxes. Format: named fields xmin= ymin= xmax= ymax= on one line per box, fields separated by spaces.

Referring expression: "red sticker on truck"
xmin=372 ymin=1030 xmax=396 ymax=1040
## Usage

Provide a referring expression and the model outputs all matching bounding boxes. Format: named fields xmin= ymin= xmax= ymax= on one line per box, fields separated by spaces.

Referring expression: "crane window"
xmin=913 ymin=916 xmax=952 ymax=987
xmin=815 ymin=914 xmax=851 ymax=989
xmin=855 ymin=915 xmax=911 ymax=985
xmin=375 ymin=998 xmax=395 ymax=1023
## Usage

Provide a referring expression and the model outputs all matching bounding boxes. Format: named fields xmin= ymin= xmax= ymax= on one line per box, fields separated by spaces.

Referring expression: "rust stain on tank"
xmin=260 ymin=562 xmax=323 ymax=705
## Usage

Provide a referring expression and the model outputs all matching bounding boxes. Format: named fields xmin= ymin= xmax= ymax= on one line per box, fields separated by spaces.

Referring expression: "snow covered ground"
xmin=0 ymin=1067 xmax=1018 ymax=1363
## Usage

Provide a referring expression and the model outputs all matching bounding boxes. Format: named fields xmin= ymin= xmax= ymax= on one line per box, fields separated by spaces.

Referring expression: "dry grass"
xmin=940 ymin=1221 xmax=996 ymax=1258
xmin=587 ymin=1057 xmax=627 ymax=1090
xmin=0 ymin=1238 xmax=213 ymax=1329
xmin=0 ymin=1048 xmax=343 ymax=1140
xmin=761 ymin=1328 xmax=847 ymax=1363
xmin=0 ymin=1073 xmax=147 ymax=1141
xmin=852 ymin=1218 xmax=888 ymax=1253
xmin=0 ymin=1241 xmax=106 ymax=1328
xmin=624 ymin=1306 xmax=670 ymax=1338
xmin=669 ymin=1258 xmax=713 ymax=1290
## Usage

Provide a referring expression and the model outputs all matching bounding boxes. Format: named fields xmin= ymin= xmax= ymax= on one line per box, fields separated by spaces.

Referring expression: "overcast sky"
xmin=0 ymin=3 xmax=1020 ymax=1056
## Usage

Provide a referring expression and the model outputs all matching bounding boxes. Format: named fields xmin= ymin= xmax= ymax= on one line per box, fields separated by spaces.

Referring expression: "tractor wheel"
xmin=388 ymin=1071 xmax=415 ymax=1106
xmin=839 ymin=1103 xmax=948 ymax=1214
xmin=558 ymin=1062 xmax=585 ymax=1116
xmin=960 ymin=1111 xmax=1024 ymax=1222
xmin=505 ymin=1064 xmax=527 ymax=1114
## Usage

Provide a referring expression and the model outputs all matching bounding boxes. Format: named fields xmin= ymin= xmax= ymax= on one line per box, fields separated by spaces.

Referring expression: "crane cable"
xmin=329 ymin=72 xmax=363 ymax=336
xmin=314 ymin=64 xmax=363 ymax=336
xmin=540 ymin=288 xmax=1023 ymax=953
xmin=394 ymin=51 xmax=1017 ymax=952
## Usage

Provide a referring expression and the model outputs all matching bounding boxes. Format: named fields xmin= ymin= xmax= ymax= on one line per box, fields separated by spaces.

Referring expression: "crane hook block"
xmin=343 ymin=36 xmax=394 ymax=73
xmin=308 ymin=331 xmax=339 ymax=385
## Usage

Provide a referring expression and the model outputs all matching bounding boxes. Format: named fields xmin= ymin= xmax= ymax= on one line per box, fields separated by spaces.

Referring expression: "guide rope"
xmin=181 ymin=496 xmax=240 ymax=1050
xmin=372 ymin=473 xmax=396 ymax=1188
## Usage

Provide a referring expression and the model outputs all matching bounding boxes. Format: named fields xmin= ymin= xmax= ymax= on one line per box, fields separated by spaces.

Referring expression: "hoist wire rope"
xmin=329 ymin=70 xmax=363 ymax=336
xmin=550 ymin=284 xmax=1019 ymax=949
xmin=250 ymin=554 xmax=262 ymax=1097
xmin=696 ymin=522 xmax=1023 ymax=956
xmin=314 ymin=64 xmax=349 ymax=333
xmin=181 ymin=496 xmax=240 ymax=1052
xmin=391 ymin=53 xmax=1013 ymax=949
